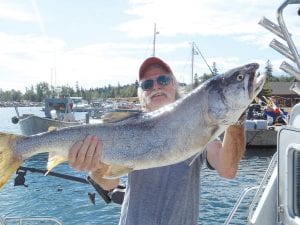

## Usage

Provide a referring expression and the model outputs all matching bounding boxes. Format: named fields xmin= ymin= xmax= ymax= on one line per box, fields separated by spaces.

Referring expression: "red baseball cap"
xmin=139 ymin=57 xmax=173 ymax=81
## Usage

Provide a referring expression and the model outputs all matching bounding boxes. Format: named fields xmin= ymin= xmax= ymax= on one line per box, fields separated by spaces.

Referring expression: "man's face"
xmin=140 ymin=67 xmax=176 ymax=112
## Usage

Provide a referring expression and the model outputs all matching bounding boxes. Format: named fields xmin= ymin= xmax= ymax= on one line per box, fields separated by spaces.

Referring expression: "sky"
xmin=0 ymin=0 xmax=299 ymax=93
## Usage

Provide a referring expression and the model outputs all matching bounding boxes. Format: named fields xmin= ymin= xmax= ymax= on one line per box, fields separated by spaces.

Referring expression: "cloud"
xmin=0 ymin=0 xmax=299 ymax=93
xmin=0 ymin=32 xmax=65 ymax=92
xmin=119 ymin=0 xmax=300 ymax=48
xmin=0 ymin=1 xmax=35 ymax=22
xmin=0 ymin=33 xmax=149 ymax=91
xmin=119 ymin=0 xmax=267 ymax=36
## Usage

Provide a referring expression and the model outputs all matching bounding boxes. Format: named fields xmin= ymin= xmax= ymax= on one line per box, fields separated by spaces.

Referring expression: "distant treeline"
xmin=0 ymin=80 xmax=139 ymax=103
xmin=0 ymin=60 xmax=295 ymax=102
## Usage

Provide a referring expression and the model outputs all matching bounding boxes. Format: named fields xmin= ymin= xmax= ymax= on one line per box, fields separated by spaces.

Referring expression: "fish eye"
xmin=237 ymin=74 xmax=244 ymax=81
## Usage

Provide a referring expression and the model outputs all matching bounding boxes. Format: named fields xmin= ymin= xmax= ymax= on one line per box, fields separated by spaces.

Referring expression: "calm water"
xmin=0 ymin=107 xmax=276 ymax=225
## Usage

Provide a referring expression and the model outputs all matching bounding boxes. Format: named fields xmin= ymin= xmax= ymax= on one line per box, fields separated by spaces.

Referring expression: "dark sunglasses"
xmin=140 ymin=75 xmax=173 ymax=91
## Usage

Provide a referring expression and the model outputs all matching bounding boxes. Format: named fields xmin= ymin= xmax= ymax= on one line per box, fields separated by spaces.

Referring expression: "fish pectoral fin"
xmin=101 ymin=111 xmax=139 ymax=123
xmin=46 ymin=152 xmax=68 ymax=175
xmin=48 ymin=126 xmax=58 ymax=132
xmin=103 ymin=165 xmax=133 ymax=178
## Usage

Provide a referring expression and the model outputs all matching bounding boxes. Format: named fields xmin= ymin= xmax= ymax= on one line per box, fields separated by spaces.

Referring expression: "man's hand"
xmin=68 ymin=135 xmax=119 ymax=190
xmin=69 ymin=135 xmax=107 ymax=172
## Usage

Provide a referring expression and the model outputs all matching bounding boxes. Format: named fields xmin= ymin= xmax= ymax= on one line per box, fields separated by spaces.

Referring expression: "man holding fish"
xmin=69 ymin=57 xmax=246 ymax=225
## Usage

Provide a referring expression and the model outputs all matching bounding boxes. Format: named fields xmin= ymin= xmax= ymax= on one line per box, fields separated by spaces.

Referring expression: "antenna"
xmin=191 ymin=42 xmax=195 ymax=86
xmin=194 ymin=43 xmax=214 ymax=75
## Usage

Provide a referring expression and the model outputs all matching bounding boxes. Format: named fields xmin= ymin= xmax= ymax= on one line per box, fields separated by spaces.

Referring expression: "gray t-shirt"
xmin=118 ymin=152 xmax=206 ymax=225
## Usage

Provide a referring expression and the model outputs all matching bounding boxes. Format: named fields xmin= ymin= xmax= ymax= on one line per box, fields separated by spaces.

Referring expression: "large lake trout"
xmin=0 ymin=63 xmax=265 ymax=189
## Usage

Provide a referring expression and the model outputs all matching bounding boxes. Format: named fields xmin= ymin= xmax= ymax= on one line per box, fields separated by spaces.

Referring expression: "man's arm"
xmin=206 ymin=124 xmax=246 ymax=179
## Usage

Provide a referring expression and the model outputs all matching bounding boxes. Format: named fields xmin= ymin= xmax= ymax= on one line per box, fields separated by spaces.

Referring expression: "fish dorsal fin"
xmin=101 ymin=111 xmax=139 ymax=123
xmin=103 ymin=164 xmax=133 ymax=178
xmin=46 ymin=151 xmax=68 ymax=175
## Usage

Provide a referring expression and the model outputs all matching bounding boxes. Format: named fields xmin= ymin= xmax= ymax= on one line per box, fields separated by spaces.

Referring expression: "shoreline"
xmin=0 ymin=101 xmax=43 ymax=107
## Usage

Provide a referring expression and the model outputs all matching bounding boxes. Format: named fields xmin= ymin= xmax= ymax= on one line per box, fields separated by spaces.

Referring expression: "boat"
xmin=224 ymin=1 xmax=300 ymax=225
xmin=11 ymin=97 xmax=141 ymax=135
xmin=69 ymin=97 xmax=92 ymax=112
xmin=244 ymin=100 xmax=289 ymax=147
xmin=246 ymin=125 xmax=278 ymax=147
xmin=12 ymin=97 xmax=84 ymax=136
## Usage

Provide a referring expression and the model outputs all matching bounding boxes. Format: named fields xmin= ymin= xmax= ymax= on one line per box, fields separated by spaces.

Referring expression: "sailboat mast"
xmin=191 ymin=42 xmax=195 ymax=87
xmin=152 ymin=23 xmax=159 ymax=56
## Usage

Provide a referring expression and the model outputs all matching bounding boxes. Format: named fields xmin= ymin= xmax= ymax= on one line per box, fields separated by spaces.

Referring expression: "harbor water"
xmin=0 ymin=107 xmax=276 ymax=225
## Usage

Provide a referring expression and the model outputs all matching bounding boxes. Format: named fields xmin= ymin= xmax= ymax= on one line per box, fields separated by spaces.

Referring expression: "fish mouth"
xmin=246 ymin=63 xmax=266 ymax=99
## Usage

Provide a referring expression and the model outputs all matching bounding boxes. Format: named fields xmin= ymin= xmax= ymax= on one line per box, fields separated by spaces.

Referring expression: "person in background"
xmin=264 ymin=105 xmax=288 ymax=125
xmin=68 ymin=57 xmax=246 ymax=225
xmin=264 ymin=105 xmax=277 ymax=125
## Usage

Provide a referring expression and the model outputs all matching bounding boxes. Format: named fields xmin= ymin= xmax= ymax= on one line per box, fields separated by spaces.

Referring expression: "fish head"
xmin=207 ymin=63 xmax=266 ymax=125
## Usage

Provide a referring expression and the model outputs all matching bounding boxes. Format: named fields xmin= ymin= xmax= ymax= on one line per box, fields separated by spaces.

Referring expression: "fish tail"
xmin=0 ymin=132 xmax=23 ymax=189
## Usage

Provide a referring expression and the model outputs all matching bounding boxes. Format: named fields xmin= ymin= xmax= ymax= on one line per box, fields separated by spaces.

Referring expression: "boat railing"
xmin=223 ymin=186 xmax=259 ymax=225
xmin=247 ymin=152 xmax=278 ymax=222
xmin=0 ymin=216 xmax=64 ymax=225
xmin=223 ymin=152 xmax=278 ymax=225
xmin=0 ymin=217 xmax=4 ymax=225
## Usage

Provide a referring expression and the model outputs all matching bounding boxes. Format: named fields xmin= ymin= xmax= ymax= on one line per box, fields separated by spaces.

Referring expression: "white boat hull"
xmin=246 ymin=129 xmax=277 ymax=147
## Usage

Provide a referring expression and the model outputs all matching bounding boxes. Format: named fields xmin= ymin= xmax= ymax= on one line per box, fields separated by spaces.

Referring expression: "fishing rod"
xmin=14 ymin=166 xmax=125 ymax=205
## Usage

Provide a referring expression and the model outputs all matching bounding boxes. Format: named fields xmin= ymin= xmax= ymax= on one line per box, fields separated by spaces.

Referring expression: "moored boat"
xmin=246 ymin=126 xmax=278 ymax=147
xmin=244 ymin=102 xmax=288 ymax=147
xmin=12 ymin=97 xmax=84 ymax=136
xmin=17 ymin=114 xmax=82 ymax=136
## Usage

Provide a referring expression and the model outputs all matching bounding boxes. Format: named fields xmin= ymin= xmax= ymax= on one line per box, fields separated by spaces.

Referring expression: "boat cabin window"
xmin=294 ymin=150 xmax=300 ymax=217
xmin=44 ymin=98 xmax=73 ymax=119
xmin=49 ymin=103 xmax=67 ymax=112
